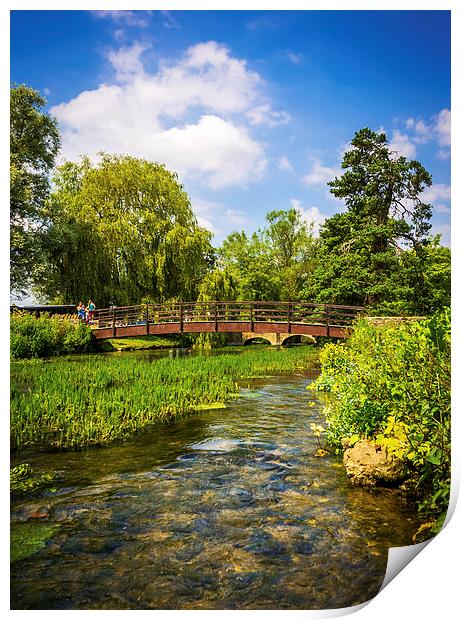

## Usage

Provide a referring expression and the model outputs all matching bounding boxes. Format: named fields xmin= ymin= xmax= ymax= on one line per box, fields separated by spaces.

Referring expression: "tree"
xmin=218 ymin=209 xmax=318 ymax=301
xmin=307 ymin=128 xmax=443 ymax=312
xmin=10 ymin=84 xmax=61 ymax=293
xmin=36 ymin=154 xmax=214 ymax=306
xmin=264 ymin=209 xmax=318 ymax=300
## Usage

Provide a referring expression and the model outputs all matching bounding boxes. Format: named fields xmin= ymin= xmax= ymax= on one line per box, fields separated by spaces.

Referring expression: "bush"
xmin=10 ymin=312 xmax=94 ymax=359
xmin=311 ymin=310 xmax=451 ymax=521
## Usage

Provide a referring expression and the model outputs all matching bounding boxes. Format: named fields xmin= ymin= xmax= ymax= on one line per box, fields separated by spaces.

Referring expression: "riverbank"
xmin=11 ymin=345 xmax=318 ymax=451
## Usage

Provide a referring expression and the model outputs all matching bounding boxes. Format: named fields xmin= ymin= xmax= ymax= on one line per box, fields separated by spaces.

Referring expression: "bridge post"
xmin=287 ymin=302 xmax=292 ymax=334
xmin=214 ymin=302 xmax=218 ymax=332
xmin=112 ymin=306 xmax=116 ymax=337
xmin=325 ymin=304 xmax=330 ymax=337
xmin=145 ymin=303 xmax=149 ymax=335
xmin=179 ymin=302 xmax=184 ymax=333
xmin=250 ymin=303 xmax=254 ymax=331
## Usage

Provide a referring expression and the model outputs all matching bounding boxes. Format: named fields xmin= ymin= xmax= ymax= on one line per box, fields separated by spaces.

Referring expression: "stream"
xmin=10 ymin=349 xmax=422 ymax=609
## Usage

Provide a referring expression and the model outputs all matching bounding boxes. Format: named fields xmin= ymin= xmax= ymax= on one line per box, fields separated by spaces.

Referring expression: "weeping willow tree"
xmin=35 ymin=154 xmax=214 ymax=306
xmin=191 ymin=268 xmax=238 ymax=348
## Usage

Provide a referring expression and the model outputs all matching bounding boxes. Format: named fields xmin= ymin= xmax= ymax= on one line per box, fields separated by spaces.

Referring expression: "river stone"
xmin=241 ymin=531 xmax=287 ymax=556
xmin=343 ymin=439 xmax=406 ymax=486
xmin=228 ymin=487 xmax=253 ymax=504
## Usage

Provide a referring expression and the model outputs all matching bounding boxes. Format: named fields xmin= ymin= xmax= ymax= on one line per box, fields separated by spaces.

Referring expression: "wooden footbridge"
xmin=92 ymin=301 xmax=364 ymax=342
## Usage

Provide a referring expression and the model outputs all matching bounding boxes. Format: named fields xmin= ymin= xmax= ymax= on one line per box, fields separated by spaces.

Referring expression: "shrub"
xmin=10 ymin=312 xmax=94 ymax=359
xmin=311 ymin=310 xmax=451 ymax=522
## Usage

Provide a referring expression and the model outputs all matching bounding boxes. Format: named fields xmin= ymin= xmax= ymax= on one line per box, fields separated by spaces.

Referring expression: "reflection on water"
xmin=11 ymin=368 xmax=421 ymax=610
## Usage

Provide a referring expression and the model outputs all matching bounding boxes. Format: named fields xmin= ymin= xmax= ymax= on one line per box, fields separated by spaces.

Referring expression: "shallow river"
xmin=11 ymin=349 xmax=422 ymax=610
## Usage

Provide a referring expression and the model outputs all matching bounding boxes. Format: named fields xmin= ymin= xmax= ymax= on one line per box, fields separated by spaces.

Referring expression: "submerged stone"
xmin=293 ymin=540 xmax=315 ymax=555
xmin=241 ymin=531 xmax=287 ymax=556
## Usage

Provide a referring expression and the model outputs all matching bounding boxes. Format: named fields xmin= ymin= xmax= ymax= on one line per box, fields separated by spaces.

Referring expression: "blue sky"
xmin=11 ymin=9 xmax=451 ymax=244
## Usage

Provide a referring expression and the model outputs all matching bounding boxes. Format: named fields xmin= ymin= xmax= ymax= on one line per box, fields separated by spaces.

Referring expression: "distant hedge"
xmin=10 ymin=312 xmax=94 ymax=359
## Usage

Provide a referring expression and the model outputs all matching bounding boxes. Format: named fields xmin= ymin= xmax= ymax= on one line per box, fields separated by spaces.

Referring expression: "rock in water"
xmin=343 ymin=439 xmax=406 ymax=486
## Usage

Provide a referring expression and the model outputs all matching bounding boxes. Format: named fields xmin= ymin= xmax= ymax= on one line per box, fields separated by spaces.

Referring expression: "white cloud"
xmin=160 ymin=11 xmax=179 ymax=29
xmin=51 ymin=41 xmax=273 ymax=188
xmin=246 ymin=104 xmax=291 ymax=127
xmin=421 ymin=183 xmax=451 ymax=214
xmin=290 ymin=199 xmax=326 ymax=237
xmin=421 ymin=183 xmax=451 ymax=204
xmin=287 ymin=52 xmax=303 ymax=65
xmin=434 ymin=108 xmax=451 ymax=146
xmin=93 ymin=10 xmax=151 ymax=28
xmin=302 ymin=158 xmax=340 ymax=186
xmin=278 ymin=155 xmax=293 ymax=173
xmin=388 ymin=130 xmax=417 ymax=158
xmin=107 ymin=43 xmax=148 ymax=81
xmin=402 ymin=108 xmax=451 ymax=153
xmin=190 ymin=196 xmax=253 ymax=239
xmin=224 ymin=209 xmax=251 ymax=227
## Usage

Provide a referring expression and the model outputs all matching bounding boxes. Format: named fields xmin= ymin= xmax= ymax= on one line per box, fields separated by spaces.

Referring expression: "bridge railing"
xmin=94 ymin=301 xmax=364 ymax=330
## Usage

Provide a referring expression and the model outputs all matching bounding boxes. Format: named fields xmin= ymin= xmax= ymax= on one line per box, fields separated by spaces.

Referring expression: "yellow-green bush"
xmin=311 ymin=310 xmax=450 ymax=522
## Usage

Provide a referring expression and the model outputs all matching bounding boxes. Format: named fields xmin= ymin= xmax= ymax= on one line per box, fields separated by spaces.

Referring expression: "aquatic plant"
xmin=11 ymin=346 xmax=317 ymax=451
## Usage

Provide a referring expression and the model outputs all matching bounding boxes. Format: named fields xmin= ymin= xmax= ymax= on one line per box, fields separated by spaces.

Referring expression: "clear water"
xmin=10 ymin=351 xmax=422 ymax=610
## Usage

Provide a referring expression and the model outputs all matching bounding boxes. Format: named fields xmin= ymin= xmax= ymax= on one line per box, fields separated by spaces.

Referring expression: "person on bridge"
xmin=77 ymin=302 xmax=85 ymax=321
xmin=87 ymin=300 xmax=96 ymax=323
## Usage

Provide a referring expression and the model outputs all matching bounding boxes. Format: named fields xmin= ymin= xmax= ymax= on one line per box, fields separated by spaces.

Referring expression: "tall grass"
xmin=11 ymin=347 xmax=317 ymax=450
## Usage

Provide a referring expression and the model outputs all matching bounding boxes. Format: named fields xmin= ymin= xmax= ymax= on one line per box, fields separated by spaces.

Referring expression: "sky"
xmin=10 ymin=9 xmax=451 ymax=245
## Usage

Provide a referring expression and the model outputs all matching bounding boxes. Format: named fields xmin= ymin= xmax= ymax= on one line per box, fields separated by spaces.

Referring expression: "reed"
xmin=11 ymin=347 xmax=317 ymax=451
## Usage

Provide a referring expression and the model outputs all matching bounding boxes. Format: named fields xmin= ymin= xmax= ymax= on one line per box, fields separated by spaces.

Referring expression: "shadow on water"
xmin=11 ymin=352 xmax=422 ymax=610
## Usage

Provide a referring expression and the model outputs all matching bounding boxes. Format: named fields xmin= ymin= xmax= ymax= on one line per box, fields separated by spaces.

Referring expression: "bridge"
xmin=92 ymin=301 xmax=364 ymax=343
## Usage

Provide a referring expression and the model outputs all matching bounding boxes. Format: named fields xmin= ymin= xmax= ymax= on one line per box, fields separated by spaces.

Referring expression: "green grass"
xmin=11 ymin=346 xmax=318 ymax=451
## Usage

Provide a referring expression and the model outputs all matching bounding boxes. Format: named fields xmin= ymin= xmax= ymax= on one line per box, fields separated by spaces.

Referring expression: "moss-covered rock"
xmin=11 ymin=463 xmax=61 ymax=498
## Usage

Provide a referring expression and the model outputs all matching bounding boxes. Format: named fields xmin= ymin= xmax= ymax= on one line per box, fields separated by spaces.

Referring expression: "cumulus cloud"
xmin=246 ymin=104 xmax=291 ymax=126
xmin=434 ymin=108 xmax=451 ymax=146
xmin=388 ymin=130 xmax=417 ymax=158
xmin=402 ymin=108 xmax=451 ymax=154
xmin=190 ymin=196 xmax=253 ymax=239
xmin=302 ymin=158 xmax=340 ymax=186
xmin=421 ymin=183 xmax=451 ymax=214
xmin=290 ymin=199 xmax=326 ymax=237
xmin=51 ymin=41 xmax=285 ymax=188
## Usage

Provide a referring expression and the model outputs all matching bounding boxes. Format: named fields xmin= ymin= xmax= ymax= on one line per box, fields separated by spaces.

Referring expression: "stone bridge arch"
xmin=241 ymin=331 xmax=316 ymax=346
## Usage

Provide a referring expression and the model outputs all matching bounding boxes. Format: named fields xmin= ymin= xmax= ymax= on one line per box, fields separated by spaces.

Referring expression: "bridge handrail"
xmin=93 ymin=301 xmax=365 ymax=331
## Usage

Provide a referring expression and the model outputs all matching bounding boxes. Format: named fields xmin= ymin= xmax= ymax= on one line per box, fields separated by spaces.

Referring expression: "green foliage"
xmin=10 ymin=312 xmax=94 ymax=359
xmin=311 ymin=311 xmax=451 ymax=519
xmin=36 ymin=154 xmax=214 ymax=306
xmin=10 ymin=84 xmax=61 ymax=293
xmin=305 ymin=128 xmax=450 ymax=314
xmin=218 ymin=209 xmax=318 ymax=301
xmin=10 ymin=347 xmax=317 ymax=450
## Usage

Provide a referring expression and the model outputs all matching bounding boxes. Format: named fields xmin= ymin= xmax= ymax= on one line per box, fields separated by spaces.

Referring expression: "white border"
xmin=2 ymin=2 xmax=458 ymax=618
